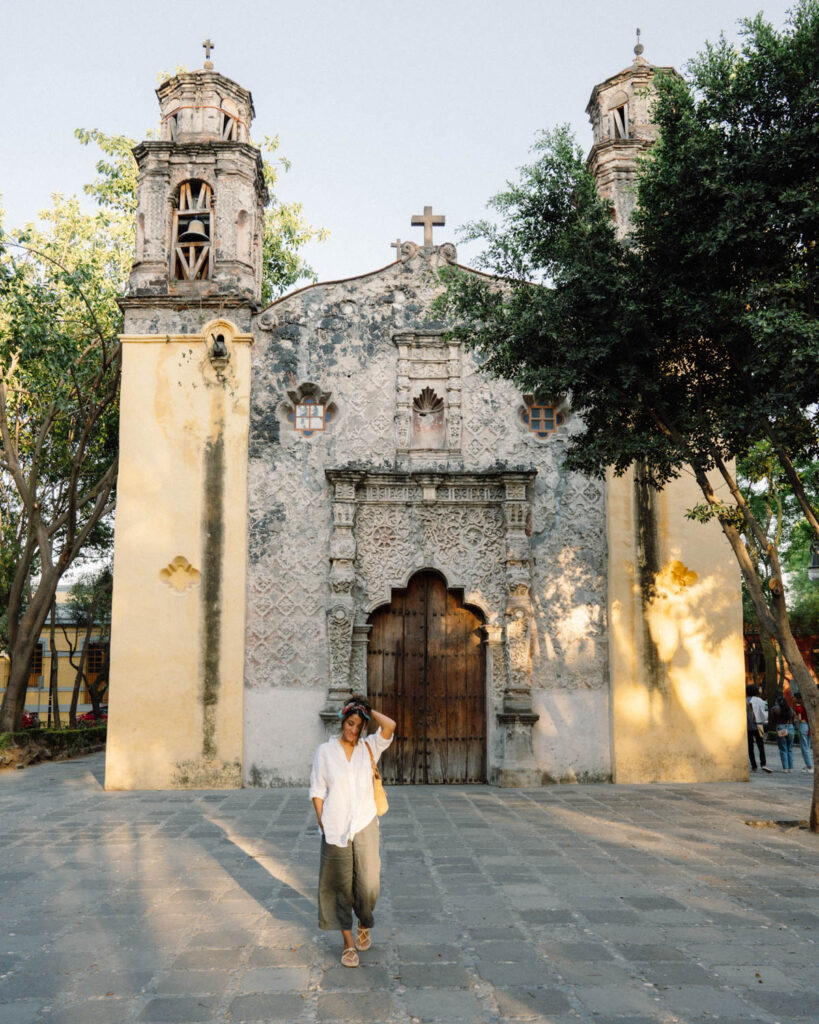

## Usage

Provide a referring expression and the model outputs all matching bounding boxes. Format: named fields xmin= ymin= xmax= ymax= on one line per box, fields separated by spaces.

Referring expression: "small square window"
xmin=290 ymin=397 xmax=331 ymax=437
xmin=522 ymin=402 xmax=565 ymax=438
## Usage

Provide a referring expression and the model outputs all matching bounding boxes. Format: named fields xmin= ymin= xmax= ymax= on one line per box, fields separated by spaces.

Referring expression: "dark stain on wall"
xmin=634 ymin=461 xmax=664 ymax=690
xmin=201 ymin=432 xmax=225 ymax=758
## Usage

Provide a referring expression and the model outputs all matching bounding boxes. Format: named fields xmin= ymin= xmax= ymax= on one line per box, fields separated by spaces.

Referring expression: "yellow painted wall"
xmin=607 ymin=467 xmax=747 ymax=782
xmin=105 ymin=320 xmax=250 ymax=789
xmin=0 ymin=626 xmax=108 ymax=720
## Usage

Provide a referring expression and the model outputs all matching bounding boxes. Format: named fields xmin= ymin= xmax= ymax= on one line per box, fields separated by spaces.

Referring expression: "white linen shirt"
xmin=309 ymin=727 xmax=393 ymax=847
xmin=749 ymin=696 xmax=769 ymax=725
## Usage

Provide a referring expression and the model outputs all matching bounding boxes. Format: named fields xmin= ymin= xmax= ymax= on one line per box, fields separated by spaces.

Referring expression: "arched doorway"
xmin=367 ymin=570 xmax=486 ymax=784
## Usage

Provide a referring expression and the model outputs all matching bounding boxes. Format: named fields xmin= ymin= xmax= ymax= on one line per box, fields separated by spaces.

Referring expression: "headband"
xmin=338 ymin=700 xmax=371 ymax=720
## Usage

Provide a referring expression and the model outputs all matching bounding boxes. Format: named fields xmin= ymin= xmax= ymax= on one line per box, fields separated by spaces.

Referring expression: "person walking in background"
xmin=746 ymin=684 xmax=772 ymax=773
xmin=793 ymin=693 xmax=814 ymax=774
xmin=770 ymin=696 xmax=795 ymax=772
xmin=309 ymin=695 xmax=395 ymax=968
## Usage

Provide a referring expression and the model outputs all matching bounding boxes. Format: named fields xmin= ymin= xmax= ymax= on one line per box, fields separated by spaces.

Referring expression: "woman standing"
xmin=770 ymin=696 xmax=795 ymax=772
xmin=793 ymin=694 xmax=814 ymax=773
xmin=309 ymin=694 xmax=395 ymax=967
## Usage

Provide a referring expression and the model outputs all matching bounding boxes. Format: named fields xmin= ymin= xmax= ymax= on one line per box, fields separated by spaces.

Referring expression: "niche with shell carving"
xmin=412 ymin=386 xmax=445 ymax=450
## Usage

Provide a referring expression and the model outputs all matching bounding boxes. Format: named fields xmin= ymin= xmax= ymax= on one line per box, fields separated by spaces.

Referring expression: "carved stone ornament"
xmin=282 ymin=382 xmax=336 ymax=437
xmin=399 ymin=241 xmax=419 ymax=262
xmin=393 ymin=333 xmax=463 ymax=465
xmin=321 ymin=469 xmax=540 ymax=787
xmin=413 ymin=387 xmax=444 ymax=416
xmin=159 ymin=555 xmax=201 ymax=593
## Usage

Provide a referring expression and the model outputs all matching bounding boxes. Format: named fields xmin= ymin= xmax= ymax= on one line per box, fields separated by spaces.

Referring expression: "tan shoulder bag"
xmin=367 ymin=744 xmax=389 ymax=816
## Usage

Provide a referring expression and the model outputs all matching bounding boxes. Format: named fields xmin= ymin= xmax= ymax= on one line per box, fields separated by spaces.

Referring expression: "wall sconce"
xmin=208 ymin=332 xmax=230 ymax=370
xmin=808 ymin=542 xmax=819 ymax=583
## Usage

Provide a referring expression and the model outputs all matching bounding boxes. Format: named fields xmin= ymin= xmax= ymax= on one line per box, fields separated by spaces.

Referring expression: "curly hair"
xmin=339 ymin=694 xmax=372 ymax=743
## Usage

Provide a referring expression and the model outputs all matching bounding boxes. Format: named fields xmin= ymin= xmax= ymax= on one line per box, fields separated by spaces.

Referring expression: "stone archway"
xmin=367 ymin=570 xmax=486 ymax=784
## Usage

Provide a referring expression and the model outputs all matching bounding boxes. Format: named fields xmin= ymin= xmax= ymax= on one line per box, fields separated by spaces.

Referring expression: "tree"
xmin=440 ymin=2 xmax=819 ymax=826
xmin=738 ymin=445 xmax=819 ymax=703
xmin=60 ymin=568 xmax=112 ymax=726
xmin=0 ymin=201 xmax=121 ymax=735
xmin=1 ymin=124 xmax=325 ymax=733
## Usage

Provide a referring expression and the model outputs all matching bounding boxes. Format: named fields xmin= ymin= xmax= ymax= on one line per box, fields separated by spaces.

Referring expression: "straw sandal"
xmin=355 ymin=927 xmax=372 ymax=951
xmin=341 ymin=947 xmax=359 ymax=968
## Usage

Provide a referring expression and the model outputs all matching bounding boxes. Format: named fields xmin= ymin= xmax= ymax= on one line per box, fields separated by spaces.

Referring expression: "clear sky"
xmin=1 ymin=0 xmax=797 ymax=287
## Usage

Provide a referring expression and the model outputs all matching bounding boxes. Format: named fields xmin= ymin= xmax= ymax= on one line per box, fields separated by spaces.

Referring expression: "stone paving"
xmin=1 ymin=754 xmax=817 ymax=1024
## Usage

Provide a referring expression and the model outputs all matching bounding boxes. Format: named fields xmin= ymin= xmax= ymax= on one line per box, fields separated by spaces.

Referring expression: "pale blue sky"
xmin=1 ymin=0 xmax=796 ymax=285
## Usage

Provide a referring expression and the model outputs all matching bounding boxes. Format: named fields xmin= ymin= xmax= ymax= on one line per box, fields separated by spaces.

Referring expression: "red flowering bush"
xmin=76 ymin=711 xmax=108 ymax=727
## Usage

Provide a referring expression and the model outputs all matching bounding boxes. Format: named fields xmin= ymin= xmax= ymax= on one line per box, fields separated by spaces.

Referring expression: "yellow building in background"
xmin=0 ymin=583 xmax=109 ymax=725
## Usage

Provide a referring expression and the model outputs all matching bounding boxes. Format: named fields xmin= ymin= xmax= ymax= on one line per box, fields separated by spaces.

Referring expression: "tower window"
xmin=221 ymin=112 xmax=238 ymax=140
xmin=611 ymin=103 xmax=629 ymax=139
xmin=172 ymin=180 xmax=213 ymax=281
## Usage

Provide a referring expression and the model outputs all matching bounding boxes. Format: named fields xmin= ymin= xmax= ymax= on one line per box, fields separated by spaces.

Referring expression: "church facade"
xmin=105 ymin=54 xmax=747 ymax=790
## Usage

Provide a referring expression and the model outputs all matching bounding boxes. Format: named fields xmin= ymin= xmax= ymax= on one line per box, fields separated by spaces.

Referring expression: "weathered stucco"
xmin=106 ymin=322 xmax=251 ymax=789
xmin=244 ymin=244 xmax=609 ymax=785
xmin=607 ymin=468 xmax=747 ymax=783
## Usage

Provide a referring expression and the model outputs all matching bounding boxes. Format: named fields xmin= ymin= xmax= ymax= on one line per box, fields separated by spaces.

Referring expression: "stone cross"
xmin=203 ymin=39 xmax=215 ymax=66
xmin=390 ymin=238 xmax=402 ymax=260
xmin=411 ymin=206 xmax=445 ymax=248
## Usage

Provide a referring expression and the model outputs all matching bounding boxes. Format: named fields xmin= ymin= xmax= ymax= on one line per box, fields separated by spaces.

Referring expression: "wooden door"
xmin=367 ymin=571 xmax=486 ymax=784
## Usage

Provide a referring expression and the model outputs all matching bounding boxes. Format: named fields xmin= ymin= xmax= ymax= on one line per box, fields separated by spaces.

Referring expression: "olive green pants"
xmin=318 ymin=816 xmax=380 ymax=931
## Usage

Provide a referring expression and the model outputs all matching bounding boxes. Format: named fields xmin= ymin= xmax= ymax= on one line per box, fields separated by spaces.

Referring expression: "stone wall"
xmin=244 ymin=244 xmax=609 ymax=785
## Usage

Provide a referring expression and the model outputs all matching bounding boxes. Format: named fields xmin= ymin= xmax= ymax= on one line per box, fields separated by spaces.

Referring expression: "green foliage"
xmin=0 ymin=724 xmax=106 ymax=753
xmin=440 ymin=3 xmax=818 ymax=489
xmin=257 ymin=135 xmax=329 ymax=304
xmin=736 ymin=443 xmax=819 ymax=627
xmin=66 ymin=567 xmax=113 ymax=634
xmin=0 ymin=181 xmax=123 ymax=645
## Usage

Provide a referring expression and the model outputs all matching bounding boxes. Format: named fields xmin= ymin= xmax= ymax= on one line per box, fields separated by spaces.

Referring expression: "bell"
xmin=178 ymin=219 xmax=209 ymax=243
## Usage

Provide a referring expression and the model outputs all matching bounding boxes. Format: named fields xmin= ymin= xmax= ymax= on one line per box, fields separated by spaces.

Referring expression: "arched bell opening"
xmin=171 ymin=180 xmax=213 ymax=281
xmin=366 ymin=569 xmax=487 ymax=784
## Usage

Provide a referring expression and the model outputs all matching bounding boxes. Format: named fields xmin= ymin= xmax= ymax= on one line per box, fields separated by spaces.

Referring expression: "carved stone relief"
xmin=245 ymin=241 xmax=609 ymax=784
xmin=393 ymin=331 xmax=463 ymax=467
xmin=245 ymin=459 xmax=330 ymax=692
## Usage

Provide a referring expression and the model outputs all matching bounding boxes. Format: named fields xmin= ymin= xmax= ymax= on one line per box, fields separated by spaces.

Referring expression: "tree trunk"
xmin=68 ymin=618 xmax=94 ymax=728
xmin=48 ymin=598 xmax=61 ymax=730
xmin=689 ymin=461 xmax=819 ymax=832
xmin=0 ymin=569 xmax=59 ymax=732
xmin=760 ymin=628 xmax=779 ymax=709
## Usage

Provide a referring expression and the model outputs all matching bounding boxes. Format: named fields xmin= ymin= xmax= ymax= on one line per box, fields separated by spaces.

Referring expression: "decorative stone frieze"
xmin=319 ymin=470 xmax=364 ymax=730
xmin=321 ymin=468 xmax=541 ymax=783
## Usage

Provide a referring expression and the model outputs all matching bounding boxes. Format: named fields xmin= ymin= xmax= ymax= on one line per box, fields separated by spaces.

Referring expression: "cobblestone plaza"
xmin=1 ymin=754 xmax=817 ymax=1023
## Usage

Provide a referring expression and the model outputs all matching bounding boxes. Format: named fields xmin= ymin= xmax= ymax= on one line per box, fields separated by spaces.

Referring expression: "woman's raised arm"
xmin=369 ymin=707 xmax=396 ymax=741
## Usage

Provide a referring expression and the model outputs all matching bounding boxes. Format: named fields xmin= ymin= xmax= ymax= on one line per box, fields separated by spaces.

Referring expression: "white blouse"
xmin=309 ymin=727 xmax=393 ymax=847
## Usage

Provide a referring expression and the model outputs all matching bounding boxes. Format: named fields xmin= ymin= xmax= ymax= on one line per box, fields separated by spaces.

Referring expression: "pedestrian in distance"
xmin=770 ymin=695 xmax=795 ymax=772
xmin=309 ymin=694 xmax=395 ymax=968
xmin=746 ymin=684 xmax=772 ymax=773
xmin=793 ymin=693 xmax=814 ymax=773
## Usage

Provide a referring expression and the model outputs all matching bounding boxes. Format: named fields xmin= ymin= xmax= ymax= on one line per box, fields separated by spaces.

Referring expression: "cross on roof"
xmin=202 ymin=39 xmax=215 ymax=64
xmin=390 ymin=238 xmax=402 ymax=260
xmin=411 ymin=206 xmax=445 ymax=247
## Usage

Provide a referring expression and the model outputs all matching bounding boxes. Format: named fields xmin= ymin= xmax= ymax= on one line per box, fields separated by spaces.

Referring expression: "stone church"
xmin=105 ymin=50 xmax=746 ymax=790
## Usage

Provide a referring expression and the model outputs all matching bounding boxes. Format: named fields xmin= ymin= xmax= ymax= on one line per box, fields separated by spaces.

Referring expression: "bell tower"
xmin=106 ymin=50 xmax=262 ymax=791
xmin=127 ymin=59 xmax=267 ymax=311
xmin=585 ymin=35 xmax=675 ymax=237
xmin=590 ymin=41 xmax=747 ymax=785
